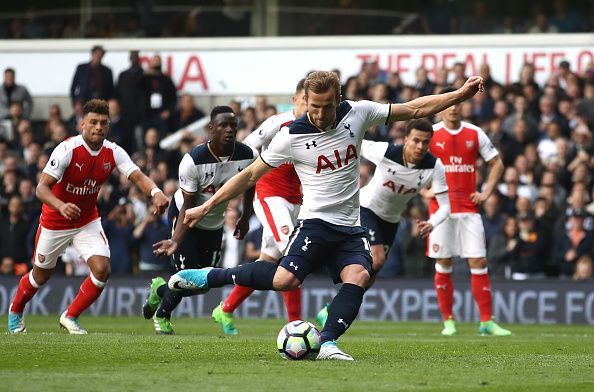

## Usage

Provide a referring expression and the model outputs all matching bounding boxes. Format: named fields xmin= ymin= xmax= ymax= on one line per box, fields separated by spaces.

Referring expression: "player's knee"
xmin=272 ymin=271 xmax=300 ymax=291
xmin=92 ymin=263 xmax=111 ymax=282
xmin=342 ymin=266 xmax=370 ymax=287
xmin=468 ymin=257 xmax=487 ymax=269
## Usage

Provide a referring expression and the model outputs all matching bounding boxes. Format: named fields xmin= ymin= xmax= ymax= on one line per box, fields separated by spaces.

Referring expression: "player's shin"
xmin=283 ymin=287 xmax=302 ymax=321
xmin=434 ymin=263 xmax=454 ymax=320
xmin=470 ymin=268 xmax=493 ymax=322
xmin=66 ymin=273 xmax=105 ymax=318
xmin=320 ymin=283 xmax=364 ymax=343
xmin=207 ymin=260 xmax=277 ymax=290
xmin=10 ymin=272 xmax=39 ymax=313
xmin=222 ymin=285 xmax=255 ymax=313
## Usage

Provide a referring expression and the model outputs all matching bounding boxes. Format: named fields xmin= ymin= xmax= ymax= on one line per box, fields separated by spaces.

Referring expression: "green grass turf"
xmin=1 ymin=316 xmax=593 ymax=392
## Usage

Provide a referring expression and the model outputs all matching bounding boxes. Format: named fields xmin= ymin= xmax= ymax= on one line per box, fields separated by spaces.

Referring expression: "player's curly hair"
xmin=83 ymin=99 xmax=109 ymax=116
xmin=304 ymin=71 xmax=341 ymax=99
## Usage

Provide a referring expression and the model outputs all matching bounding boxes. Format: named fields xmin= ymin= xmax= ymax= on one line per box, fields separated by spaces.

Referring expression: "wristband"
xmin=150 ymin=188 xmax=163 ymax=197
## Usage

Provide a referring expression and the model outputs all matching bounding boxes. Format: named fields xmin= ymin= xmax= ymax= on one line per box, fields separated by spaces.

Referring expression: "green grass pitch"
xmin=1 ymin=316 xmax=593 ymax=391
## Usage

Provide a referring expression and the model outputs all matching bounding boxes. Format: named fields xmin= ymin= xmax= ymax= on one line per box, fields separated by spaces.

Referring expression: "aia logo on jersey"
xmin=103 ymin=162 xmax=111 ymax=172
xmin=316 ymin=144 xmax=358 ymax=173
xmin=382 ymin=180 xmax=416 ymax=194
xmin=465 ymin=140 xmax=475 ymax=150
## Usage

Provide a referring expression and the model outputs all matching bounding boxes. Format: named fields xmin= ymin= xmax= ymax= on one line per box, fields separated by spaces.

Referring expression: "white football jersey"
xmin=261 ymin=100 xmax=389 ymax=226
xmin=360 ymin=140 xmax=448 ymax=223
xmin=175 ymin=141 xmax=258 ymax=230
xmin=243 ymin=109 xmax=295 ymax=151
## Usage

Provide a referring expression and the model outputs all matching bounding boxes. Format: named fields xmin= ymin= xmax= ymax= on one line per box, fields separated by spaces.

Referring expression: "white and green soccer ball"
xmin=277 ymin=320 xmax=321 ymax=360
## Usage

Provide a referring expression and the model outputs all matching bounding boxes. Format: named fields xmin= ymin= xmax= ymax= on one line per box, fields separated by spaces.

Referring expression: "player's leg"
xmin=463 ymin=216 xmax=511 ymax=336
xmin=317 ymin=227 xmax=371 ymax=361
xmin=428 ymin=216 xmax=457 ymax=335
xmin=63 ymin=221 xmax=112 ymax=334
xmin=8 ymin=225 xmax=70 ymax=333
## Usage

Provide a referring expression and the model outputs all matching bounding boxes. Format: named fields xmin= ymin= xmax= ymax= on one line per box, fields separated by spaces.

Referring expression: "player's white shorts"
xmin=253 ymin=194 xmax=300 ymax=260
xmin=427 ymin=213 xmax=486 ymax=259
xmin=34 ymin=219 xmax=110 ymax=269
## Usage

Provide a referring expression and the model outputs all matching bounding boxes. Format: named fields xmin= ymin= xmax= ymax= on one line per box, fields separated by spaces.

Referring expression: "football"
xmin=276 ymin=320 xmax=321 ymax=360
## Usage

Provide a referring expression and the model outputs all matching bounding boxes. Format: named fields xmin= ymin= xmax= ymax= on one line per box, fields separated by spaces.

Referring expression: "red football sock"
xmin=283 ymin=287 xmax=302 ymax=322
xmin=221 ymin=285 xmax=254 ymax=313
xmin=434 ymin=271 xmax=454 ymax=321
xmin=471 ymin=270 xmax=493 ymax=322
xmin=66 ymin=275 xmax=104 ymax=318
xmin=11 ymin=272 xmax=39 ymax=314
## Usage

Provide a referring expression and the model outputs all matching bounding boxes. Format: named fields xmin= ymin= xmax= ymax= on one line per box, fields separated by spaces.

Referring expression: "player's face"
xmin=210 ymin=112 xmax=238 ymax=148
xmin=306 ymin=88 xmax=340 ymax=130
xmin=81 ymin=112 xmax=110 ymax=147
xmin=292 ymin=89 xmax=307 ymax=117
xmin=404 ymin=129 xmax=432 ymax=163
xmin=442 ymin=103 xmax=461 ymax=124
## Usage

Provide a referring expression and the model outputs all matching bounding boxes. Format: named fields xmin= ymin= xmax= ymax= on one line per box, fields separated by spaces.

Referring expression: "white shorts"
xmin=253 ymin=194 xmax=300 ymax=260
xmin=427 ymin=213 xmax=486 ymax=259
xmin=34 ymin=219 xmax=111 ymax=269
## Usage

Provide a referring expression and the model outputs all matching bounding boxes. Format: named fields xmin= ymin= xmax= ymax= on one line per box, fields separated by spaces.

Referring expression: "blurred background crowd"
xmin=0 ymin=0 xmax=593 ymax=282
xmin=0 ymin=0 xmax=593 ymax=39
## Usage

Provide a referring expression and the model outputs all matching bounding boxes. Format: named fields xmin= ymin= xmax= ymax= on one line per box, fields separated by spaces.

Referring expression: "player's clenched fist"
xmin=58 ymin=202 xmax=81 ymax=220
xmin=460 ymin=76 xmax=484 ymax=99
xmin=183 ymin=205 xmax=208 ymax=228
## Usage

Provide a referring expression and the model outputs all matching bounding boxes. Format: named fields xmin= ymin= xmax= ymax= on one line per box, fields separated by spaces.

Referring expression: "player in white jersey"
xmin=315 ymin=118 xmax=451 ymax=327
xmin=166 ymin=71 xmax=483 ymax=360
xmin=144 ymin=106 xmax=258 ymax=334
xmin=211 ymin=80 xmax=307 ymax=334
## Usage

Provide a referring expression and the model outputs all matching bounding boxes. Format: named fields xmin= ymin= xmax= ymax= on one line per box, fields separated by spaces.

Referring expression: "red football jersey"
xmin=244 ymin=111 xmax=302 ymax=204
xmin=40 ymin=136 xmax=139 ymax=230
xmin=429 ymin=121 xmax=498 ymax=214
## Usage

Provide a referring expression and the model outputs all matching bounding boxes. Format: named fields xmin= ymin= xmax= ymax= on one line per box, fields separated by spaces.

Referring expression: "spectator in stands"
xmin=401 ymin=205 xmax=431 ymax=278
xmin=70 ymin=45 xmax=114 ymax=105
xmin=103 ymin=198 xmax=136 ymax=274
xmin=481 ymin=193 xmax=504 ymax=247
xmin=527 ymin=12 xmax=559 ymax=33
xmin=414 ymin=67 xmax=435 ymax=97
xmin=573 ymin=255 xmax=593 ymax=281
xmin=0 ymin=195 xmax=31 ymax=269
xmin=138 ymin=55 xmax=177 ymax=138
xmin=243 ymin=225 xmax=263 ymax=263
xmin=554 ymin=208 xmax=594 ymax=278
xmin=488 ymin=216 xmax=519 ymax=278
xmin=171 ymin=93 xmax=205 ymax=132
xmin=107 ymin=98 xmax=133 ymax=152
xmin=511 ymin=212 xmax=549 ymax=279
xmin=0 ymin=68 xmax=33 ymax=120
xmin=133 ymin=205 xmax=171 ymax=274
xmin=1 ymin=257 xmax=15 ymax=275
xmin=116 ymin=50 xmax=144 ymax=135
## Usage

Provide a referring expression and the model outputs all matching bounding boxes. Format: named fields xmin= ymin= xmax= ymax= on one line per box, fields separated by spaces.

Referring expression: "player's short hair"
xmin=4 ymin=68 xmax=15 ymax=75
xmin=295 ymin=78 xmax=306 ymax=94
xmin=439 ymin=87 xmax=456 ymax=95
xmin=405 ymin=119 xmax=434 ymax=135
xmin=83 ymin=99 xmax=109 ymax=116
xmin=210 ymin=105 xmax=234 ymax=122
xmin=304 ymin=71 xmax=341 ymax=98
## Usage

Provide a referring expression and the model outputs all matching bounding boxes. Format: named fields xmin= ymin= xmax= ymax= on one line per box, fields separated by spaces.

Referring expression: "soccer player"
xmin=144 ymin=106 xmax=258 ymax=335
xmin=7 ymin=99 xmax=169 ymax=334
xmin=162 ymin=71 xmax=483 ymax=360
xmin=426 ymin=87 xmax=511 ymax=336
xmin=211 ymin=79 xmax=307 ymax=335
xmin=316 ymin=118 xmax=451 ymax=327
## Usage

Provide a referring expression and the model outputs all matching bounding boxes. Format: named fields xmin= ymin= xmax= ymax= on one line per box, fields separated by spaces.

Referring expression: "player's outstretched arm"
xmin=388 ymin=76 xmax=484 ymax=122
xmin=128 ymin=170 xmax=170 ymax=214
xmin=184 ymin=157 xmax=272 ymax=228
xmin=36 ymin=173 xmax=81 ymax=220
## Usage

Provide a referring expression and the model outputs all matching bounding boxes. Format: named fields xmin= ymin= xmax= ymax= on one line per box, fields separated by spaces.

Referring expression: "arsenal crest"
xmin=103 ymin=162 xmax=111 ymax=172
xmin=465 ymin=140 xmax=474 ymax=149
xmin=280 ymin=225 xmax=290 ymax=235
xmin=432 ymin=244 xmax=440 ymax=252
xmin=38 ymin=253 xmax=45 ymax=263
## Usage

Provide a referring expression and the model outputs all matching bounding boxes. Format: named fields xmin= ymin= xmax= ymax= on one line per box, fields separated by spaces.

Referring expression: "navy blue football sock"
xmin=155 ymin=285 xmax=195 ymax=318
xmin=207 ymin=260 xmax=277 ymax=290
xmin=320 ymin=283 xmax=365 ymax=343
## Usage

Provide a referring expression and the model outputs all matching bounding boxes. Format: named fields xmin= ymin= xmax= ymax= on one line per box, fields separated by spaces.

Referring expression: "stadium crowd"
xmin=0 ymin=45 xmax=593 ymax=282
xmin=0 ymin=0 xmax=592 ymax=39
